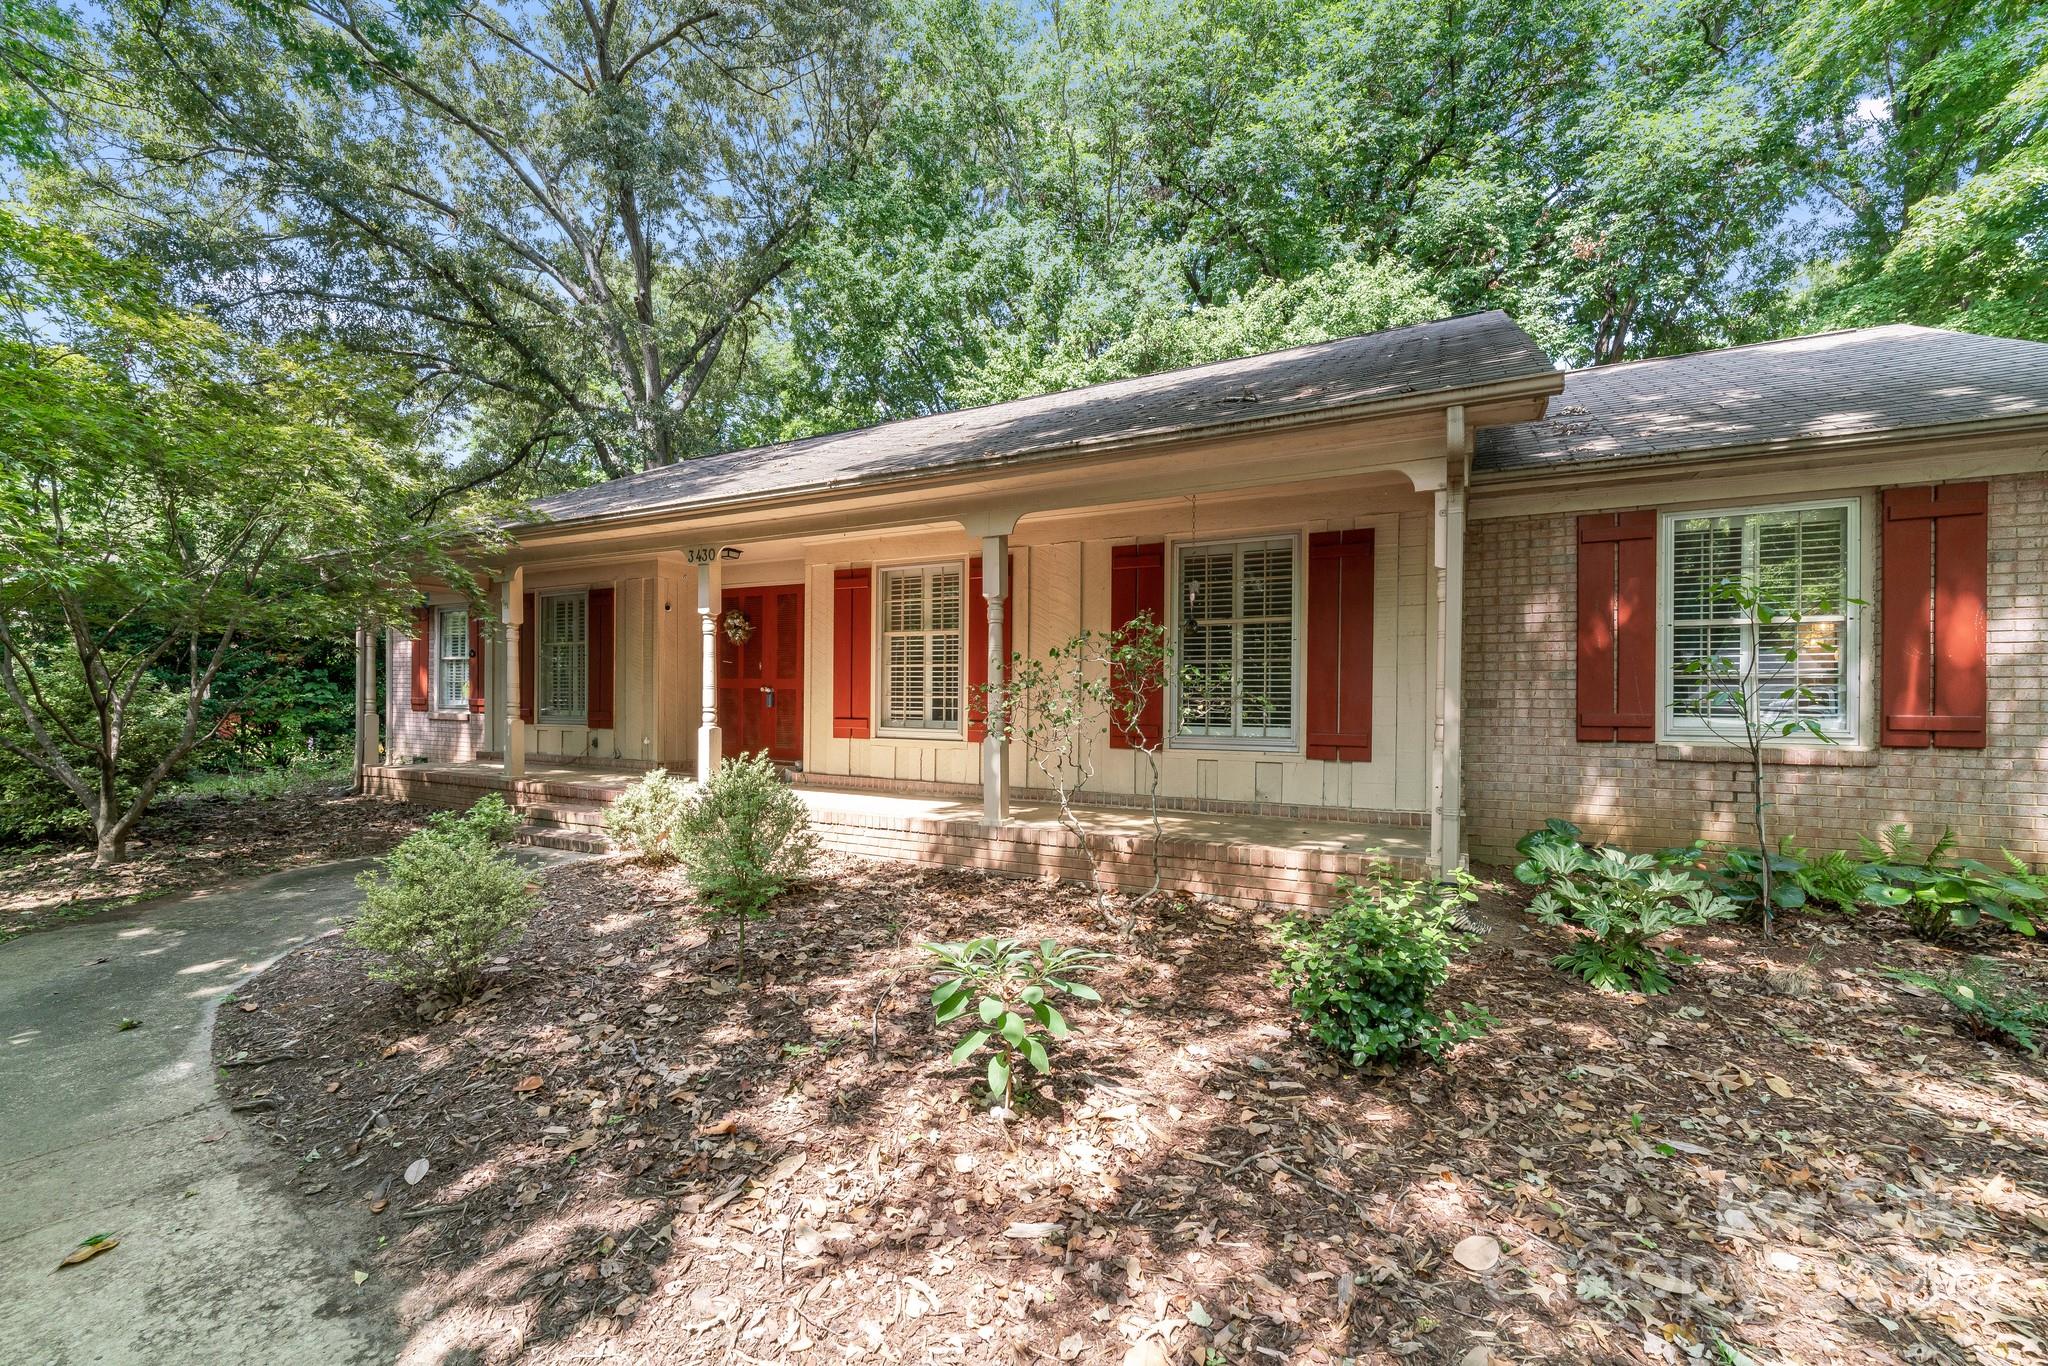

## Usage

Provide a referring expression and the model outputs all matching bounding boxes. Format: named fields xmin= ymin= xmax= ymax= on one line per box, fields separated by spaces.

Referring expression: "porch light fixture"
xmin=720 ymin=546 xmax=742 ymax=560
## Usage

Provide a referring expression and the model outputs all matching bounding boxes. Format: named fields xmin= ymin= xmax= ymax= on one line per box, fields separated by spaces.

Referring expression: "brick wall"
xmin=1463 ymin=472 xmax=2048 ymax=864
xmin=385 ymin=630 xmax=485 ymax=764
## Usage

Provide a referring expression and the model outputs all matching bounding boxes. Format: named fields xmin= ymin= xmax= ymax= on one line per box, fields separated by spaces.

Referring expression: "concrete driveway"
xmin=0 ymin=860 xmax=405 ymax=1365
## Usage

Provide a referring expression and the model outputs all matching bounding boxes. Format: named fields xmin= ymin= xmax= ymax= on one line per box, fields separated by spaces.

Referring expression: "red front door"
xmin=717 ymin=584 xmax=805 ymax=764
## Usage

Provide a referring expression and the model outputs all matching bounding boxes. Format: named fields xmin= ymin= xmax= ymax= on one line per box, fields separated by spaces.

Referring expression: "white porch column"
xmin=1429 ymin=411 xmax=1470 ymax=874
xmin=696 ymin=555 xmax=723 ymax=782
xmin=502 ymin=570 xmax=526 ymax=782
xmin=980 ymin=533 xmax=1011 ymax=825
xmin=352 ymin=624 xmax=375 ymax=792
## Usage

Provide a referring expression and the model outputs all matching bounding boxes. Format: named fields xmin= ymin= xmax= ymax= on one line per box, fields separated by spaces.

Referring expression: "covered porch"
xmin=357 ymin=322 xmax=1568 ymax=901
xmin=359 ymin=757 xmax=1429 ymax=907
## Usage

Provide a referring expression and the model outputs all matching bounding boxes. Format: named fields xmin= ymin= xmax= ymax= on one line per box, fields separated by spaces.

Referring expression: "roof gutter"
xmin=509 ymin=368 xmax=1565 ymax=544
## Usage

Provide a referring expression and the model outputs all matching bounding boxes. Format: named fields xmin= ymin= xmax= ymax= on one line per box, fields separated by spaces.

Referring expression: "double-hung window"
xmin=1173 ymin=536 xmax=1298 ymax=746
xmin=537 ymin=591 xmax=589 ymax=723
xmin=879 ymin=563 xmax=964 ymax=733
xmin=436 ymin=606 xmax=470 ymax=711
xmin=1662 ymin=500 xmax=1859 ymax=742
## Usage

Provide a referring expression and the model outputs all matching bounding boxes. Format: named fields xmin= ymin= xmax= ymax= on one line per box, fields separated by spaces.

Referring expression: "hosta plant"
xmin=1705 ymin=842 xmax=1888 ymax=920
xmin=1274 ymin=869 xmax=1492 ymax=1067
xmin=1858 ymin=826 xmax=2043 ymax=941
xmin=1887 ymin=959 xmax=2048 ymax=1056
xmin=924 ymin=937 xmax=1104 ymax=1108
xmin=1515 ymin=834 xmax=1737 ymax=994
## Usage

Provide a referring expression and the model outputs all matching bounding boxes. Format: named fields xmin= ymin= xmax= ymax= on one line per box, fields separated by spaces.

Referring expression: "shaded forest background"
xmin=0 ymin=0 xmax=2042 ymax=845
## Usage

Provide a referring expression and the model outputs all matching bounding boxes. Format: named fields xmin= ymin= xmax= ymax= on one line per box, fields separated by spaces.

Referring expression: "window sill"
xmin=428 ymin=709 xmax=478 ymax=723
xmin=1655 ymin=741 xmax=1878 ymax=768
xmin=872 ymin=729 xmax=968 ymax=743
xmin=1167 ymin=738 xmax=1302 ymax=757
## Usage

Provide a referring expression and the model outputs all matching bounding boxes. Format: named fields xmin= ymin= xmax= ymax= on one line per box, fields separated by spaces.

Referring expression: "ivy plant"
xmin=924 ymin=937 xmax=1104 ymax=1108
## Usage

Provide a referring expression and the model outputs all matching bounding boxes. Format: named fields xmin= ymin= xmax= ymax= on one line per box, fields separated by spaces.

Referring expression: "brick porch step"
xmin=515 ymin=797 xmax=613 ymax=853
xmin=516 ymin=822 xmax=611 ymax=853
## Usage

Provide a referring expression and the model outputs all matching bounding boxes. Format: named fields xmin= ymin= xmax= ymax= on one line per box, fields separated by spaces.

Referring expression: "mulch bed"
xmin=0 ymin=782 xmax=428 ymax=939
xmin=215 ymin=855 xmax=2048 ymax=1365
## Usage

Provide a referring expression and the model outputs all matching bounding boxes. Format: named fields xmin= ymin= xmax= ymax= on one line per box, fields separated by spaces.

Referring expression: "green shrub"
xmin=423 ymin=792 xmax=520 ymax=848
xmin=346 ymin=797 xmax=536 ymax=1002
xmin=1858 ymin=826 xmax=2043 ymax=941
xmin=1887 ymin=959 xmax=2048 ymax=1055
xmin=603 ymin=768 xmax=692 ymax=865
xmin=677 ymin=753 xmax=819 ymax=979
xmin=1274 ymin=869 xmax=1492 ymax=1066
xmin=0 ymin=654 xmax=191 ymax=843
xmin=1515 ymin=827 xmax=1737 ymax=994
xmin=925 ymin=936 xmax=1104 ymax=1107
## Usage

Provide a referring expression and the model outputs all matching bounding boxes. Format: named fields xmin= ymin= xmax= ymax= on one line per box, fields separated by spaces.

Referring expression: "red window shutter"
xmin=518 ymin=591 xmax=536 ymax=723
xmin=832 ymin=568 xmax=872 ymax=739
xmin=586 ymin=586 xmax=616 ymax=730
xmin=1306 ymin=529 xmax=1374 ymax=761
xmin=1576 ymin=511 xmax=1656 ymax=742
xmin=1109 ymin=543 xmax=1165 ymax=749
xmin=409 ymin=606 xmax=431 ymax=711
xmin=1883 ymin=483 xmax=1988 ymax=748
xmin=966 ymin=554 xmax=1015 ymax=743
xmin=467 ymin=610 xmax=486 ymax=714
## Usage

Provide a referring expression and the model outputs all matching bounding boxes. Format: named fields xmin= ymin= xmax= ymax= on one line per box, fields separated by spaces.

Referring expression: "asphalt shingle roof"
xmin=526 ymin=310 xmax=1553 ymax=526
xmin=1475 ymin=325 xmax=2048 ymax=475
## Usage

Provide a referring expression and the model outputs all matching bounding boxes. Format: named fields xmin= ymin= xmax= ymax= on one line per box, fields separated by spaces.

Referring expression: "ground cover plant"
xmin=1858 ymin=825 xmax=2044 ymax=941
xmin=1515 ymin=821 xmax=1739 ymax=993
xmin=1691 ymin=840 xmax=1888 ymax=920
xmin=1274 ymin=867 xmax=1491 ymax=1066
xmin=215 ymin=853 xmax=2048 ymax=1365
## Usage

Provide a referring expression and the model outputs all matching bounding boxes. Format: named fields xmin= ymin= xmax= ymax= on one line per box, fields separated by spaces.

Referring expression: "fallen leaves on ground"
xmin=216 ymin=855 xmax=2048 ymax=1364
xmin=1 ymin=782 xmax=426 ymax=939
xmin=58 ymin=1234 xmax=118 ymax=1268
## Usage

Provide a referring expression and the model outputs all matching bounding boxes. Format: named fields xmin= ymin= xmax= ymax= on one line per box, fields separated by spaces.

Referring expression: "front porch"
xmin=362 ymin=758 xmax=1427 ymax=907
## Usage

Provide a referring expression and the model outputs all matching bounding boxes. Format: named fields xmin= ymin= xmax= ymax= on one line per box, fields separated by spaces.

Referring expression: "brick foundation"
xmin=360 ymin=763 xmax=1416 ymax=907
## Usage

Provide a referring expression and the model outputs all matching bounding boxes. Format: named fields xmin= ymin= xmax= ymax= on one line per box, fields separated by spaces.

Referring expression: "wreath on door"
xmin=722 ymin=608 xmax=755 ymax=645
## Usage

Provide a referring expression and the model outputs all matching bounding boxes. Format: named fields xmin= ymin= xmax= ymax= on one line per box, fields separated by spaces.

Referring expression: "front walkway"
xmin=362 ymin=760 xmax=1426 ymax=906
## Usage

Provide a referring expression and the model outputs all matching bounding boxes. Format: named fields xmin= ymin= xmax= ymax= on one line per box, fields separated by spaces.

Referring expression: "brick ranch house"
xmin=356 ymin=311 xmax=2048 ymax=906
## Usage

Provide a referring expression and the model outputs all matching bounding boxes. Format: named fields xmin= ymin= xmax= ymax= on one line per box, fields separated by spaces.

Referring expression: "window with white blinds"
xmin=537 ymin=591 xmax=589 ymax=723
xmin=1663 ymin=500 xmax=1859 ymax=741
xmin=879 ymin=564 xmax=964 ymax=733
xmin=1173 ymin=537 xmax=1298 ymax=745
xmin=436 ymin=606 xmax=470 ymax=710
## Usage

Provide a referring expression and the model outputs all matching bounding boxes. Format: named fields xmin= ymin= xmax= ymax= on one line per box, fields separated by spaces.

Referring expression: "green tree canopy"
xmin=95 ymin=0 xmax=882 ymax=490
xmin=0 ymin=209 xmax=466 ymax=860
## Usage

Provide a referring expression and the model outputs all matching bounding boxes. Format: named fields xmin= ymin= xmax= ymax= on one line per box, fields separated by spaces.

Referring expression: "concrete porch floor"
xmin=361 ymin=759 xmax=1426 ymax=905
